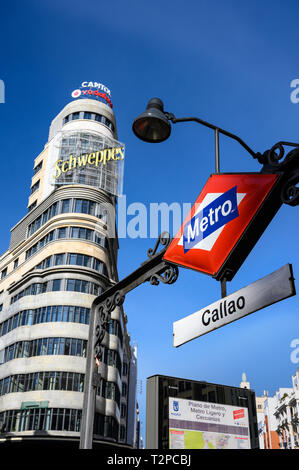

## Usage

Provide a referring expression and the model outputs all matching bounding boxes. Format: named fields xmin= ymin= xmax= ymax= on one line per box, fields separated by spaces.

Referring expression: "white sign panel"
xmin=169 ymin=397 xmax=250 ymax=449
xmin=173 ymin=264 xmax=295 ymax=347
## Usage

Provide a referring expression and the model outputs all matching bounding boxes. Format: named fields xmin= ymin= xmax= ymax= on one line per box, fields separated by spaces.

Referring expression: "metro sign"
xmin=163 ymin=173 xmax=282 ymax=281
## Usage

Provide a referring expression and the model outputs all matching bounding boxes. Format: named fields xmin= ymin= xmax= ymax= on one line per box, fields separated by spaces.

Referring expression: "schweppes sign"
xmin=54 ymin=146 xmax=124 ymax=179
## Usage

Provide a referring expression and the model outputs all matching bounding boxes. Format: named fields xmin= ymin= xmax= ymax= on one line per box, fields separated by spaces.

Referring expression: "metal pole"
xmin=215 ymin=128 xmax=220 ymax=173
xmin=79 ymin=302 xmax=98 ymax=449
xmin=170 ymin=115 xmax=258 ymax=160
xmin=221 ymin=278 xmax=227 ymax=298
xmin=79 ymin=233 xmax=178 ymax=449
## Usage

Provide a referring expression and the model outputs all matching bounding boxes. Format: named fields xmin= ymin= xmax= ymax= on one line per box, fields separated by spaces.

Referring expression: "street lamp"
xmin=133 ymin=97 xmax=299 ymax=297
xmin=79 ymin=233 xmax=179 ymax=449
xmin=80 ymin=98 xmax=299 ymax=450
xmin=132 ymin=97 xmax=299 ymax=177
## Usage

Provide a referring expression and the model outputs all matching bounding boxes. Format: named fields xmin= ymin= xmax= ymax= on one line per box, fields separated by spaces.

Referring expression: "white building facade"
xmin=0 ymin=85 xmax=137 ymax=447
xmin=253 ymin=369 xmax=299 ymax=449
xmin=274 ymin=371 xmax=299 ymax=449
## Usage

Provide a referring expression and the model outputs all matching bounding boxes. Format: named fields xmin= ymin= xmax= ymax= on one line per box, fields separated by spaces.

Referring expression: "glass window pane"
xmin=58 ymin=227 xmax=67 ymax=238
xmin=71 ymin=339 xmax=76 ymax=356
xmin=62 ymin=306 xmax=69 ymax=322
xmin=71 ymin=227 xmax=80 ymax=238
xmin=61 ymin=200 xmax=70 ymax=213
xmin=59 ymin=338 xmax=65 ymax=355
xmin=55 ymin=254 xmax=64 ymax=265
xmin=52 ymin=279 xmax=61 ymax=291
xmin=67 ymin=279 xmax=75 ymax=291
xmin=69 ymin=306 xmax=75 ymax=322
xmin=53 ymin=338 xmax=59 ymax=354
xmin=75 ymin=200 xmax=82 ymax=212
xmin=56 ymin=306 xmax=62 ymax=322
xmin=69 ymin=254 xmax=77 ymax=265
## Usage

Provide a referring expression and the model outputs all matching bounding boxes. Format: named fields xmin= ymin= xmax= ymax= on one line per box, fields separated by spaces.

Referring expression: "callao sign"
xmin=173 ymin=264 xmax=295 ymax=347
xmin=71 ymin=81 xmax=113 ymax=108
xmin=163 ymin=173 xmax=281 ymax=281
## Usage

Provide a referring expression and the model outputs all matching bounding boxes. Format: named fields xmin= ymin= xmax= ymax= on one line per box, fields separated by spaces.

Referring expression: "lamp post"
xmin=132 ymin=97 xmax=262 ymax=174
xmin=132 ymin=97 xmax=299 ymax=296
xmin=132 ymin=97 xmax=299 ymax=172
xmin=79 ymin=233 xmax=178 ymax=449
xmin=80 ymin=98 xmax=299 ymax=449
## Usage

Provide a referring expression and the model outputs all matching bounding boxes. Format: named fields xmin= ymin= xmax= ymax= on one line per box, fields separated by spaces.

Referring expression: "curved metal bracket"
xmin=258 ymin=141 xmax=299 ymax=167
xmin=94 ymin=290 xmax=125 ymax=362
xmin=259 ymin=143 xmax=299 ymax=206
xmin=93 ymin=232 xmax=178 ymax=363
xmin=149 ymin=264 xmax=179 ymax=286
xmin=147 ymin=231 xmax=171 ymax=258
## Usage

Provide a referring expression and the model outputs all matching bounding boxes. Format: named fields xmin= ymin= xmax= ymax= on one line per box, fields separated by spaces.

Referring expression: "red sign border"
xmin=163 ymin=172 xmax=282 ymax=280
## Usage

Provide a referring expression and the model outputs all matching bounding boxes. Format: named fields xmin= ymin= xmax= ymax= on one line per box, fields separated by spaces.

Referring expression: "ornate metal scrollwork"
xmin=147 ymin=231 xmax=171 ymax=258
xmin=149 ymin=264 xmax=179 ymax=286
xmin=264 ymin=143 xmax=285 ymax=167
xmin=257 ymin=143 xmax=299 ymax=206
xmin=94 ymin=290 xmax=125 ymax=362
xmin=93 ymin=232 xmax=179 ymax=364
xmin=281 ymin=175 xmax=299 ymax=206
xmin=258 ymin=141 xmax=299 ymax=168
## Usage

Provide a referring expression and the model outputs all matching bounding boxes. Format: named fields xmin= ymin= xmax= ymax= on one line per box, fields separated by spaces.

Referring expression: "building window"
xmin=74 ymin=199 xmax=95 ymax=216
xmin=2 ymin=337 xmax=87 ymax=364
xmin=10 ymin=279 xmax=91 ymax=304
xmin=0 ymin=408 xmax=82 ymax=433
xmin=27 ymin=199 xmax=108 ymax=237
xmin=35 ymin=256 xmax=51 ymax=270
xmin=1 ymin=268 xmax=7 ymax=280
xmin=0 ymin=371 xmax=85 ymax=396
xmin=54 ymin=254 xmax=65 ymax=265
xmin=25 ymin=226 xmax=107 ymax=263
xmin=120 ymin=404 xmax=126 ymax=418
xmin=122 ymin=383 xmax=127 ymax=397
xmin=122 ymin=362 xmax=128 ymax=376
xmin=63 ymin=111 xmax=114 ymax=132
xmin=33 ymin=161 xmax=43 ymax=175
xmin=109 ymin=319 xmax=123 ymax=345
xmin=28 ymin=200 xmax=37 ymax=212
xmin=10 ymin=279 xmax=102 ymax=304
xmin=61 ymin=199 xmax=71 ymax=213
xmin=32 ymin=252 xmax=107 ymax=276
xmin=30 ymin=180 xmax=40 ymax=195
xmin=13 ymin=259 xmax=19 ymax=269
xmin=119 ymin=425 xmax=126 ymax=440
xmin=72 ymin=112 xmax=80 ymax=120
xmin=0 ymin=305 xmax=91 ymax=337
xmin=93 ymin=414 xmax=119 ymax=440
xmin=52 ymin=279 xmax=61 ymax=291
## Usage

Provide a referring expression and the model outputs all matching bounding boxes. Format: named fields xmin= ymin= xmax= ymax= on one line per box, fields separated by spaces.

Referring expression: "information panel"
xmin=169 ymin=397 xmax=250 ymax=449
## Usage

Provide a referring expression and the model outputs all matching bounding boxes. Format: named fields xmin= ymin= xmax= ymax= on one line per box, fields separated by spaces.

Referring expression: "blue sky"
xmin=1 ymin=0 xmax=299 ymax=439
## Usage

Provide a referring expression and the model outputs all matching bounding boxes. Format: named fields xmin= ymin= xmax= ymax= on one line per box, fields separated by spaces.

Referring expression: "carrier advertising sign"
xmin=71 ymin=81 xmax=113 ymax=108
xmin=169 ymin=397 xmax=250 ymax=449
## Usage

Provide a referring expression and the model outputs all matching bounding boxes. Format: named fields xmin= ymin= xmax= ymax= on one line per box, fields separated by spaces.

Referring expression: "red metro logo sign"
xmin=163 ymin=173 xmax=281 ymax=281
xmin=71 ymin=81 xmax=113 ymax=108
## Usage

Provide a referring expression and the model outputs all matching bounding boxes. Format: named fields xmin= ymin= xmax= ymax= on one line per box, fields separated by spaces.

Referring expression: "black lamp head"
xmin=132 ymin=98 xmax=171 ymax=143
